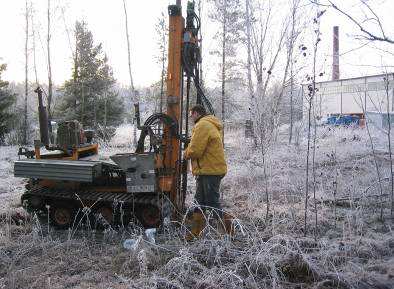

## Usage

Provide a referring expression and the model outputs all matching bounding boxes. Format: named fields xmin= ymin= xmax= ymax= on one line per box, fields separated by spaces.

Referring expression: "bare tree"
xmin=220 ymin=0 xmax=227 ymax=130
xmin=197 ymin=0 xmax=204 ymax=86
xmin=304 ymin=10 xmax=323 ymax=236
xmin=383 ymin=73 xmax=394 ymax=217
xmin=245 ymin=0 xmax=254 ymax=120
xmin=271 ymin=0 xmax=303 ymax=131
xmin=60 ymin=5 xmax=77 ymax=113
xmin=47 ymin=0 xmax=53 ymax=128
xmin=30 ymin=5 xmax=39 ymax=86
xmin=311 ymin=92 xmax=318 ymax=239
xmin=23 ymin=0 xmax=30 ymax=145
xmin=60 ymin=6 xmax=74 ymax=58
xmin=289 ymin=62 xmax=295 ymax=144
xmin=243 ymin=0 xmax=305 ymax=221
xmin=312 ymin=0 xmax=394 ymax=44
xmin=122 ymin=0 xmax=137 ymax=144
xmin=209 ymin=0 xmax=242 ymax=138
xmin=364 ymin=99 xmax=384 ymax=220
xmin=287 ymin=0 xmax=304 ymax=144
xmin=247 ymin=0 xmax=289 ymax=143
xmin=155 ymin=12 xmax=168 ymax=114
xmin=313 ymin=0 xmax=394 ymax=220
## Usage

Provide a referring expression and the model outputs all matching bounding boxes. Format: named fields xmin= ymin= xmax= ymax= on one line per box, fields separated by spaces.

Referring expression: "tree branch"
xmin=311 ymin=0 xmax=394 ymax=44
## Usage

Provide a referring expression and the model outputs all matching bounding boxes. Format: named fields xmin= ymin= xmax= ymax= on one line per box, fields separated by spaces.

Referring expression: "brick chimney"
xmin=332 ymin=26 xmax=340 ymax=80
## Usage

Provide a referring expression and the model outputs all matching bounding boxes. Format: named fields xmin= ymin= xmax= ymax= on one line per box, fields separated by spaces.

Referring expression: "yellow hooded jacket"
xmin=185 ymin=115 xmax=227 ymax=176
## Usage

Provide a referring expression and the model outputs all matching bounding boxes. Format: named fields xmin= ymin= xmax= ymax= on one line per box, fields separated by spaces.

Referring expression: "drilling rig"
xmin=14 ymin=0 xmax=214 ymax=229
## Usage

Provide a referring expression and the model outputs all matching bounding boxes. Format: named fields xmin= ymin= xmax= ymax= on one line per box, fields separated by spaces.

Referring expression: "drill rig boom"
xmin=14 ymin=0 xmax=212 ymax=229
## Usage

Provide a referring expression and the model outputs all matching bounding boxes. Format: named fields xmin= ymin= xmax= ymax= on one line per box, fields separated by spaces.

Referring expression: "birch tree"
xmin=244 ymin=0 xmax=295 ymax=149
xmin=245 ymin=0 xmax=254 ymax=120
xmin=304 ymin=9 xmax=324 ymax=236
xmin=47 ymin=0 xmax=53 ymax=126
xmin=243 ymin=0 xmax=304 ymax=220
xmin=122 ymin=0 xmax=137 ymax=144
xmin=208 ymin=0 xmax=243 ymax=133
xmin=23 ymin=0 xmax=30 ymax=145
xmin=30 ymin=5 xmax=39 ymax=86
xmin=155 ymin=12 xmax=168 ymax=113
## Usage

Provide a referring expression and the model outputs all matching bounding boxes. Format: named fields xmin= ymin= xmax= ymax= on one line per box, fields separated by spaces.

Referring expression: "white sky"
xmin=0 ymin=0 xmax=172 ymax=87
xmin=316 ymin=0 xmax=394 ymax=80
xmin=0 ymin=0 xmax=393 ymax=88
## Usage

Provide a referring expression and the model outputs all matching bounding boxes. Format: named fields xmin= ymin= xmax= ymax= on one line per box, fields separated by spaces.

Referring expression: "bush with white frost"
xmin=0 ymin=124 xmax=393 ymax=288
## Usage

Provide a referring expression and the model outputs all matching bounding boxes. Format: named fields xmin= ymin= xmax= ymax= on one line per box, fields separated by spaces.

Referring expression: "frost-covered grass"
xmin=0 ymin=146 xmax=25 ymax=211
xmin=0 ymin=124 xmax=393 ymax=288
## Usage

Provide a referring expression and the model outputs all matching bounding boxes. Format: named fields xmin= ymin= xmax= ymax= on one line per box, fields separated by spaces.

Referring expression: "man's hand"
xmin=181 ymin=134 xmax=191 ymax=146
xmin=184 ymin=148 xmax=190 ymax=160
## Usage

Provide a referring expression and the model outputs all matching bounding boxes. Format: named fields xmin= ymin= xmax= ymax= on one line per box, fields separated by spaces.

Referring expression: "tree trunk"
xmin=288 ymin=0 xmax=298 ymax=144
xmin=93 ymin=87 xmax=96 ymax=129
xmin=221 ymin=0 xmax=227 ymax=142
xmin=198 ymin=0 xmax=203 ymax=86
xmin=305 ymin=26 xmax=319 ymax=237
xmin=105 ymin=95 xmax=107 ymax=129
xmin=23 ymin=0 xmax=29 ymax=145
xmin=312 ymin=106 xmax=318 ymax=240
xmin=245 ymin=0 xmax=254 ymax=118
xmin=384 ymin=74 xmax=393 ymax=217
xmin=81 ymin=83 xmax=85 ymax=125
xmin=160 ymin=24 xmax=165 ymax=114
xmin=357 ymin=79 xmax=385 ymax=220
xmin=304 ymin=94 xmax=313 ymax=236
xmin=47 ymin=0 xmax=53 ymax=131
xmin=122 ymin=0 xmax=137 ymax=144
xmin=73 ymin=32 xmax=78 ymax=110
xmin=31 ymin=9 xmax=39 ymax=86
xmin=289 ymin=67 xmax=294 ymax=144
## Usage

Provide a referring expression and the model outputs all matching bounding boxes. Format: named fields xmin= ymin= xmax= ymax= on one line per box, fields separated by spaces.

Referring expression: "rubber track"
xmin=22 ymin=186 xmax=172 ymax=218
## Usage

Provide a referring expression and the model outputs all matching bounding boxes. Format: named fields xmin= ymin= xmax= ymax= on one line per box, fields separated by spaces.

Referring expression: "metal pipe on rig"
xmin=134 ymin=102 xmax=142 ymax=129
xmin=34 ymin=87 xmax=50 ymax=146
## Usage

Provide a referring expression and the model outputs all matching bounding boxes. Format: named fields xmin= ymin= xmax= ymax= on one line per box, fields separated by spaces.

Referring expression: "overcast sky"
xmin=0 ymin=0 xmax=393 ymax=88
xmin=0 ymin=0 xmax=172 ymax=87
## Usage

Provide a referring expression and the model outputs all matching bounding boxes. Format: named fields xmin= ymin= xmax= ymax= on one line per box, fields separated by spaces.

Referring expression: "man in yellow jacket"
xmin=184 ymin=104 xmax=227 ymax=217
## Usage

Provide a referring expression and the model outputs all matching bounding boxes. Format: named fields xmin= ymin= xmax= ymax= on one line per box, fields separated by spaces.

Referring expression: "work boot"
xmin=222 ymin=212 xmax=234 ymax=236
xmin=185 ymin=211 xmax=205 ymax=241
xmin=210 ymin=217 xmax=225 ymax=235
xmin=208 ymin=212 xmax=234 ymax=236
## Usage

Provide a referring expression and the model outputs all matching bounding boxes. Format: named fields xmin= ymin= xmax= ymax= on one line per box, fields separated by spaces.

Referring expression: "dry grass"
xmin=0 ymin=126 xmax=393 ymax=288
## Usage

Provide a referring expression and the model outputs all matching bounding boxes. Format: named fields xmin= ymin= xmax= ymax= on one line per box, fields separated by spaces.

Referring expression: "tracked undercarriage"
xmin=21 ymin=184 xmax=171 ymax=228
xmin=15 ymin=151 xmax=174 ymax=229
xmin=14 ymin=2 xmax=215 ymax=232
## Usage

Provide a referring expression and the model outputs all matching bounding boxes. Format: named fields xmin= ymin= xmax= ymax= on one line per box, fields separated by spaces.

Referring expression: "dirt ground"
xmin=0 ymin=126 xmax=393 ymax=289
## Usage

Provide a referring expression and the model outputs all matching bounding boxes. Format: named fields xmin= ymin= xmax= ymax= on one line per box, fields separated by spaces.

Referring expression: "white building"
xmin=303 ymin=73 xmax=394 ymax=122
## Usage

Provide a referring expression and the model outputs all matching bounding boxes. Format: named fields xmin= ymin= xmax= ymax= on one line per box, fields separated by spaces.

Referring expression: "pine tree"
xmin=0 ymin=63 xmax=16 ymax=144
xmin=58 ymin=21 xmax=124 ymax=128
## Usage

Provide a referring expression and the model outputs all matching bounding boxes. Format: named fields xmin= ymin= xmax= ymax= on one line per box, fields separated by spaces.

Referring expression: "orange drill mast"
xmin=165 ymin=3 xmax=184 ymax=218
xmin=163 ymin=0 xmax=212 ymax=219
xmin=15 ymin=0 xmax=214 ymax=229
xmin=133 ymin=0 xmax=215 ymax=223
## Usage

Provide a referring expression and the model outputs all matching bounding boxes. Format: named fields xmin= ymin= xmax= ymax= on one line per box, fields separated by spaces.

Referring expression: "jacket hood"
xmin=201 ymin=115 xmax=223 ymax=131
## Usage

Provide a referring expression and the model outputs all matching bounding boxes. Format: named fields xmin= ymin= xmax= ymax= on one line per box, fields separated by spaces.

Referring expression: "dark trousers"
xmin=195 ymin=175 xmax=223 ymax=217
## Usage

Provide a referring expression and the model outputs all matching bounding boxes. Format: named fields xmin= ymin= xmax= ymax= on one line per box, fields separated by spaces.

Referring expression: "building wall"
xmin=302 ymin=73 xmax=394 ymax=119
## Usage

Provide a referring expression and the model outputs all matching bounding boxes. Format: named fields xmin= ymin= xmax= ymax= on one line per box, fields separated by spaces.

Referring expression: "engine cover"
xmin=14 ymin=159 xmax=102 ymax=182
xmin=110 ymin=153 xmax=156 ymax=193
